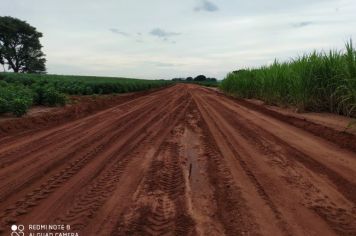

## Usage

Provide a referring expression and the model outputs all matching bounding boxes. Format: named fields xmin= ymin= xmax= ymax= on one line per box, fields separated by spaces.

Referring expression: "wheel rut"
xmin=0 ymin=84 xmax=355 ymax=236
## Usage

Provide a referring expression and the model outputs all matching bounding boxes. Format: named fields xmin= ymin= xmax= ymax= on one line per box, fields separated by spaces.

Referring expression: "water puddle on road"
xmin=180 ymin=127 xmax=224 ymax=235
xmin=183 ymin=128 xmax=207 ymax=192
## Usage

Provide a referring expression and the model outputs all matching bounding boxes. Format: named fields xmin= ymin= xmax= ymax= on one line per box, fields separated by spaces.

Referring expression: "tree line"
xmin=172 ymin=75 xmax=217 ymax=82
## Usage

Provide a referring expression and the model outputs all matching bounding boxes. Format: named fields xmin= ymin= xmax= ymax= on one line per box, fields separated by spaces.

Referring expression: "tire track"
xmin=193 ymin=86 xmax=356 ymax=235
xmin=206 ymin=94 xmax=356 ymax=235
xmin=111 ymin=99 xmax=196 ymax=235
xmin=192 ymin=92 xmax=291 ymax=235
xmin=49 ymin=89 xmax=191 ymax=232
xmin=0 ymin=84 xmax=355 ymax=236
xmin=0 ymin=86 xmax=184 ymax=231
xmin=186 ymin=99 xmax=261 ymax=236
xmin=0 ymin=86 xmax=173 ymax=168
xmin=0 ymin=87 xmax=179 ymax=205
xmin=114 ymin=141 xmax=195 ymax=236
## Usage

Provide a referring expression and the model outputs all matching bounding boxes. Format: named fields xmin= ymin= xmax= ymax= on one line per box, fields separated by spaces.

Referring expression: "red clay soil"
xmin=0 ymin=88 xmax=169 ymax=138
xmin=220 ymin=92 xmax=356 ymax=154
xmin=0 ymin=84 xmax=355 ymax=236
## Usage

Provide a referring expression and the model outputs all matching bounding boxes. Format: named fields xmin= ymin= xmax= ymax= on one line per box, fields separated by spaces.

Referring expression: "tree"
xmin=0 ymin=49 xmax=4 ymax=72
xmin=194 ymin=75 xmax=206 ymax=81
xmin=0 ymin=16 xmax=46 ymax=73
xmin=172 ymin=78 xmax=185 ymax=81
xmin=186 ymin=77 xmax=193 ymax=81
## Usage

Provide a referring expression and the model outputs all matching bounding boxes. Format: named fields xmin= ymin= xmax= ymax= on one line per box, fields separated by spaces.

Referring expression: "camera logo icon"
xmin=11 ymin=225 xmax=25 ymax=236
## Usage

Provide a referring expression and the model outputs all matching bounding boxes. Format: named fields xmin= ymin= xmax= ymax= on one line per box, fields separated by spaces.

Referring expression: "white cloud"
xmin=109 ymin=28 xmax=129 ymax=36
xmin=291 ymin=21 xmax=314 ymax=28
xmin=0 ymin=0 xmax=355 ymax=79
xmin=194 ymin=0 xmax=219 ymax=12
xmin=149 ymin=28 xmax=181 ymax=42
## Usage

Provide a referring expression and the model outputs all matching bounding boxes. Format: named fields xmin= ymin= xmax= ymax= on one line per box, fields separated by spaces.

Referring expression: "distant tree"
xmin=172 ymin=78 xmax=185 ymax=81
xmin=0 ymin=50 xmax=4 ymax=72
xmin=208 ymin=78 xmax=217 ymax=82
xmin=186 ymin=77 xmax=193 ymax=81
xmin=194 ymin=75 xmax=206 ymax=81
xmin=0 ymin=16 xmax=46 ymax=73
xmin=233 ymin=69 xmax=247 ymax=74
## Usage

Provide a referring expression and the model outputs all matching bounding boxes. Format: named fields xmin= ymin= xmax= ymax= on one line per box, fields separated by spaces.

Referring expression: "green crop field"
xmin=221 ymin=40 xmax=356 ymax=117
xmin=0 ymin=73 xmax=173 ymax=117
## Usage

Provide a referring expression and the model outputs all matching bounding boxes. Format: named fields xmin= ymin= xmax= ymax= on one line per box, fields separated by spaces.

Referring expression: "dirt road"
xmin=0 ymin=84 xmax=355 ymax=236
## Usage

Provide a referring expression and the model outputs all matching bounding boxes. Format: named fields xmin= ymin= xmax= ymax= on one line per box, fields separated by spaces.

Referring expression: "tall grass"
xmin=221 ymin=40 xmax=356 ymax=117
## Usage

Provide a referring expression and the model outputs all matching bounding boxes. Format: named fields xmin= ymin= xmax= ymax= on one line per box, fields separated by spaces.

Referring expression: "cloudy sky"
xmin=1 ymin=0 xmax=356 ymax=79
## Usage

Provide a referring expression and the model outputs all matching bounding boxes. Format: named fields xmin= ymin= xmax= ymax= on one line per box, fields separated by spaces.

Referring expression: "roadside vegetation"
xmin=0 ymin=73 xmax=172 ymax=117
xmin=193 ymin=80 xmax=220 ymax=87
xmin=172 ymin=75 xmax=219 ymax=87
xmin=221 ymin=40 xmax=356 ymax=117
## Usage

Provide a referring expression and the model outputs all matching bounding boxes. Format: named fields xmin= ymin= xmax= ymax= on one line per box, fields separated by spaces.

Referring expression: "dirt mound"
xmin=0 ymin=89 xmax=164 ymax=138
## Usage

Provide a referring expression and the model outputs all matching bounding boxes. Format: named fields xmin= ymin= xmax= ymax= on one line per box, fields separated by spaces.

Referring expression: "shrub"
xmin=10 ymin=98 xmax=30 ymax=117
xmin=42 ymin=88 xmax=67 ymax=106
xmin=0 ymin=97 xmax=8 ymax=114
xmin=0 ymin=83 xmax=33 ymax=116
xmin=0 ymin=72 xmax=173 ymax=116
xmin=31 ymin=85 xmax=46 ymax=105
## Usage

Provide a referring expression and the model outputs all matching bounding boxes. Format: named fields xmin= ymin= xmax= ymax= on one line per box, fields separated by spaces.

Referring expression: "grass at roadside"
xmin=221 ymin=40 xmax=356 ymax=117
